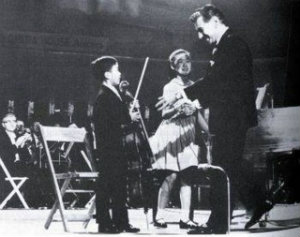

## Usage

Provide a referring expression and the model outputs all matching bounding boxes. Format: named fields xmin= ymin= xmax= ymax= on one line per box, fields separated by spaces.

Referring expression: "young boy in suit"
xmin=91 ymin=56 xmax=140 ymax=233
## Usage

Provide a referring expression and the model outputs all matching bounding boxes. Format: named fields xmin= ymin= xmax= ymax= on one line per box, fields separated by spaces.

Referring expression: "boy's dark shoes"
xmin=120 ymin=224 xmax=140 ymax=233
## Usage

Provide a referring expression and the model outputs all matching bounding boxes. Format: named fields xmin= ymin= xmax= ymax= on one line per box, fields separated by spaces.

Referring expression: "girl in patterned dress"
xmin=150 ymin=49 xmax=208 ymax=229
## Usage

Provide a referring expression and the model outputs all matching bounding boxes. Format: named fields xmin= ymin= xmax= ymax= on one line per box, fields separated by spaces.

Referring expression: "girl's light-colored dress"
xmin=150 ymin=77 xmax=200 ymax=172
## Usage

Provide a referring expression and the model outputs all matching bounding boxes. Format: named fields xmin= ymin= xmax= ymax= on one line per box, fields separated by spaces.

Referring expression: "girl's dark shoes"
xmin=153 ymin=218 xmax=167 ymax=228
xmin=179 ymin=220 xmax=198 ymax=229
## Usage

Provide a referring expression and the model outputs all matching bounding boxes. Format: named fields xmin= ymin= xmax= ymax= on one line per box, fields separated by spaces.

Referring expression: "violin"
xmin=119 ymin=79 xmax=155 ymax=169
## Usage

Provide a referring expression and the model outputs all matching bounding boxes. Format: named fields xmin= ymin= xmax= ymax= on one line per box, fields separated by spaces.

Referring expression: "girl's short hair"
xmin=168 ymin=49 xmax=191 ymax=78
xmin=169 ymin=49 xmax=190 ymax=67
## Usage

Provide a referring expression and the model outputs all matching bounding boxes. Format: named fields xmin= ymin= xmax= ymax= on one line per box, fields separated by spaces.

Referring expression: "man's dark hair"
xmin=189 ymin=4 xmax=226 ymax=25
xmin=91 ymin=56 xmax=118 ymax=83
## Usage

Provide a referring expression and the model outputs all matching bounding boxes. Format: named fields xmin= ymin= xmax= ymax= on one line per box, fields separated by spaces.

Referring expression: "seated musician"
xmin=0 ymin=113 xmax=31 ymax=206
xmin=91 ymin=56 xmax=140 ymax=233
xmin=0 ymin=113 xmax=21 ymax=175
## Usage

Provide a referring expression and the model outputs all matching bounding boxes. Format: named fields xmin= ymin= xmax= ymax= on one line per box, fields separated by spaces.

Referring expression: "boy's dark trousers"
xmin=95 ymin=152 xmax=129 ymax=230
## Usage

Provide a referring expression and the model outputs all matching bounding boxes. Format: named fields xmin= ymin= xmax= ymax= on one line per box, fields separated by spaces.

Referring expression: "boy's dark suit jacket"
xmin=93 ymin=85 xmax=131 ymax=175
xmin=185 ymin=29 xmax=257 ymax=134
xmin=92 ymin=85 xmax=132 ymax=227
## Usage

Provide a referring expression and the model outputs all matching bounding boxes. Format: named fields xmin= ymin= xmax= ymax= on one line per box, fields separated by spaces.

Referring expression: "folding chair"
xmin=38 ymin=124 xmax=98 ymax=232
xmin=0 ymin=157 xmax=29 ymax=209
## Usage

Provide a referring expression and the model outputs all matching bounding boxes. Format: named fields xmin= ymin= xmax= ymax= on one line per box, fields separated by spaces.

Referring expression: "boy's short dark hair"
xmin=91 ymin=56 xmax=118 ymax=83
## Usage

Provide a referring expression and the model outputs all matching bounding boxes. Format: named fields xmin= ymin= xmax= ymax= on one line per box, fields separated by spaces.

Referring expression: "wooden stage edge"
xmin=0 ymin=204 xmax=300 ymax=236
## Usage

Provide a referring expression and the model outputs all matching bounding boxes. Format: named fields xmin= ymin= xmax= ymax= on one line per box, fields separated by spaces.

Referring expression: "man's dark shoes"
xmin=188 ymin=223 xmax=226 ymax=234
xmin=120 ymin=224 xmax=140 ymax=233
xmin=187 ymin=224 xmax=214 ymax=234
xmin=153 ymin=218 xmax=167 ymax=228
xmin=179 ymin=220 xmax=198 ymax=229
xmin=98 ymin=224 xmax=120 ymax=234
xmin=245 ymin=199 xmax=274 ymax=229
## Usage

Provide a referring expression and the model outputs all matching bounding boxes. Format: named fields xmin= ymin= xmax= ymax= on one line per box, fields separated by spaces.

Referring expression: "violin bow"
xmin=130 ymin=57 xmax=156 ymax=161
xmin=130 ymin=57 xmax=150 ymax=114
xmin=129 ymin=57 xmax=154 ymax=226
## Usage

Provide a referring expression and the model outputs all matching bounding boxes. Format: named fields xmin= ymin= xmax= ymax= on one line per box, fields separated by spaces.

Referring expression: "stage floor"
xmin=0 ymin=204 xmax=300 ymax=236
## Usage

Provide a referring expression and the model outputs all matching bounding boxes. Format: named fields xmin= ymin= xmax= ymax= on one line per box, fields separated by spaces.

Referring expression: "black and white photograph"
xmin=0 ymin=0 xmax=300 ymax=236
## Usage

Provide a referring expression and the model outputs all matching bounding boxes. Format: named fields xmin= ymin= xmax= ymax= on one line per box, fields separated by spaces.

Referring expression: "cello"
xmin=119 ymin=57 xmax=167 ymax=228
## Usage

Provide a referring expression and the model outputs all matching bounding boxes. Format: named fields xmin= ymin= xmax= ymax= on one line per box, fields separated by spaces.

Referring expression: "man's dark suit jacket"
xmin=0 ymin=129 xmax=19 ymax=175
xmin=0 ymin=129 xmax=20 ymax=201
xmin=185 ymin=29 xmax=257 ymax=134
xmin=92 ymin=85 xmax=131 ymax=175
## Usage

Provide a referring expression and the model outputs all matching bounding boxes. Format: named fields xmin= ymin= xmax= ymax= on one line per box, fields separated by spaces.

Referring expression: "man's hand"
xmin=15 ymin=133 xmax=32 ymax=148
xmin=180 ymin=103 xmax=197 ymax=116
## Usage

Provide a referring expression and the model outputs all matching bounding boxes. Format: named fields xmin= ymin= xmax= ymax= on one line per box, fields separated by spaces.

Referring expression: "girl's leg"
xmin=155 ymin=172 xmax=177 ymax=222
xmin=179 ymin=170 xmax=198 ymax=229
xmin=179 ymin=179 xmax=192 ymax=222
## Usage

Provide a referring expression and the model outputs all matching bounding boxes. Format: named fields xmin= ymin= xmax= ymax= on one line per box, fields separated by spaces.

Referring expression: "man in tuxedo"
xmin=157 ymin=4 xmax=273 ymax=233
xmin=91 ymin=56 xmax=140 ymax=233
